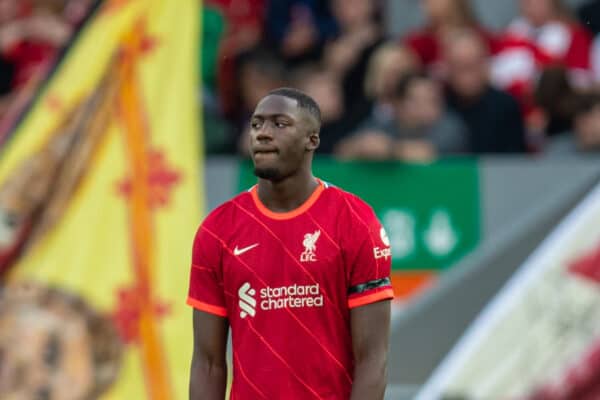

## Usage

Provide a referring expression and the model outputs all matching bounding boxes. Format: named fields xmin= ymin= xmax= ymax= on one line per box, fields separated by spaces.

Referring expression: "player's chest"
xmin=222 ymin=222 xmax=344 ymax=285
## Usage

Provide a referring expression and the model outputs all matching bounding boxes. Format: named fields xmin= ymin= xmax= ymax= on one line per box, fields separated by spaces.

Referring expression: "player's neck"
xmin=256 ymin=172 xmax=319 ymax=213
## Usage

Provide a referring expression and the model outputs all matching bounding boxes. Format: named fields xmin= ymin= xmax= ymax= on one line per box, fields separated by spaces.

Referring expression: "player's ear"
xmin=306 ymin=130 xmax=320 ymax=152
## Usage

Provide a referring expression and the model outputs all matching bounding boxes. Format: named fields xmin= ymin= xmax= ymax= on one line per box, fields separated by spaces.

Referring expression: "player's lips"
xmin=253 ymin=147 xmax=279 ymax=156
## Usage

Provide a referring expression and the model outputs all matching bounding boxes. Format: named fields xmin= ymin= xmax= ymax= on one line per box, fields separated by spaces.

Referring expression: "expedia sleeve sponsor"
xmin=373 ymin=246 xmax=392 ymax=260
xmin=343 ymin=200 xmax=394 ymax=307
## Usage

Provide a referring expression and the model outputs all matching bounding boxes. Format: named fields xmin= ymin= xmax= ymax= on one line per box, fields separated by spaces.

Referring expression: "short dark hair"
xmin=268 ymin=87 xmax=322 ymax=127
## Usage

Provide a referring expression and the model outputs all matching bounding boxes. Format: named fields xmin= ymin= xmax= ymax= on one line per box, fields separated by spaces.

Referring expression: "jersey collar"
xmin=251 ymin=178 xmax=325 ymax=220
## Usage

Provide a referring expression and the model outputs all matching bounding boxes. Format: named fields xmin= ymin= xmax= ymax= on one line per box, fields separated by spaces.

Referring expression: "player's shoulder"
xmin=322 ymin=181 xmax=377 ymax=219
xmin=200 ymin=190 xmax=252 ymax=230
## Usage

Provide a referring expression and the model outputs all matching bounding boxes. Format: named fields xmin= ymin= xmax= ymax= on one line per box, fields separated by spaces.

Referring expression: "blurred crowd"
xmin=203 ymin=0 xmax=600 ymax=160
xmin=0 ymin=0 xmax=91 ymax=123
xmin=2 ymin=0 xmax=600 ymax=160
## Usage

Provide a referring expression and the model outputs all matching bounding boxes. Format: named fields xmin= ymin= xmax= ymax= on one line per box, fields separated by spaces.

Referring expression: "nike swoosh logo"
xmin=233 ymin=243 xmax=259 ymax=256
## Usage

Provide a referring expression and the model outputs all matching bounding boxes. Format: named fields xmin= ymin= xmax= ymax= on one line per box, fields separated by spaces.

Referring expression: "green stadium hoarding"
xmin=238 ymin=158 xmax=481 ymax=298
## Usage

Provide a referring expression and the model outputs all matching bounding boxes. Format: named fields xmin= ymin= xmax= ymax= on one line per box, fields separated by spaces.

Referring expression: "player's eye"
xmin=275 ymin=121 xmax=288 ymax=128
xmin=251 ymin=120 xmax=262 ymax=129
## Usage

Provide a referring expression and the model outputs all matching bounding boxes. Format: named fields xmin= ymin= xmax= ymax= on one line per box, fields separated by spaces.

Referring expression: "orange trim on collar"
xmin=251 ymin=179 xmax=324 ymax=220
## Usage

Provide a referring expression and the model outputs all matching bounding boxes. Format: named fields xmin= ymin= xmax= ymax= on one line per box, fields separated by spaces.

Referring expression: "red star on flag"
xmin=111 ymin=286 xmax=170 ymax=344
xmin=117 ymin=18 xmax=161 ymax=61
xmin=138 ymin=23 xmax=159 ymax=55
xmin=117 ymin=148 xmax=182 ymax=208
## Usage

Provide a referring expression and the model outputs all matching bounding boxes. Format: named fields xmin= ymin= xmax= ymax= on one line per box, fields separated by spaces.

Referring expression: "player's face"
xmin=249 ymin=95 xmax=313 ymax=182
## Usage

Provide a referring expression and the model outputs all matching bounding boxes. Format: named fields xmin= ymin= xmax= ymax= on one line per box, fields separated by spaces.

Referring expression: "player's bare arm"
xmin=189 ymin=309 xmax=229 ymax=400
xmin=349 ymin=300 xmax=391 ymax=400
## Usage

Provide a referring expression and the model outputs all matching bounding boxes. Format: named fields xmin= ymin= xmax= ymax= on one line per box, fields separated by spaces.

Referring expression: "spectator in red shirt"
xmin=491 ymin=0 xmax=593 ymax=101
xmin=404 ymin=0 xmax=498 ymax=77
xmin=0 ymin=1 xmax=71 ymax=90
xmin=0 ymin=0 xmax=26 ymax=92
xmin=207 ymin=0 xmax=265 ymax=118
xmin=208 ymin=0 xmax=264 ymax=51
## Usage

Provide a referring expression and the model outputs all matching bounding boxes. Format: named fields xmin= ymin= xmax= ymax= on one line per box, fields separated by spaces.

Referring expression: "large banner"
xmin=417 ymin=182 xmax=600 ymax=400
xmin=239 ymin=159 xmax=481 ymax=299
xmin=0 ymin=1 xmax=201 ymax=399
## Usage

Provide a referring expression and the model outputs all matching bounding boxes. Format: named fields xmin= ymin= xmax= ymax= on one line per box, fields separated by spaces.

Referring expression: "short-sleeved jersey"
xmin=187 ymin=179 xmax=393 ymax=399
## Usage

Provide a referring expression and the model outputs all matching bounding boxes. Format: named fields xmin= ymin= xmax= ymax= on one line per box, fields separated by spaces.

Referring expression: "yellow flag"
xmin=0 ymin=1 xmax=202 ymax=399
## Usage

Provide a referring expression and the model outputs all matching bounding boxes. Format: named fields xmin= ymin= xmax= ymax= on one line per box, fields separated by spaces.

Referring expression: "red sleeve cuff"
xmin=348 ymin=288 xmax=394 ymax=309
xmin=186 ymin=297 xmax=227 ymax=317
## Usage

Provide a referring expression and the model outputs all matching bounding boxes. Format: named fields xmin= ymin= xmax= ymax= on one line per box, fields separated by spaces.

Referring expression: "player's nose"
xmin=255 ymin=124 xmax=274 ymax=142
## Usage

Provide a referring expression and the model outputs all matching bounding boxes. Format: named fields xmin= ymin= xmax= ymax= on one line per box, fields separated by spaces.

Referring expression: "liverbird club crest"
xmin=301 ymin=230 xmax=321 ymax=262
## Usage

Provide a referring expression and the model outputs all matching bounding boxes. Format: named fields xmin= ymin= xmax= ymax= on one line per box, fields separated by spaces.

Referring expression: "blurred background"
xmin=0 ymin=0 xmax=599 ymax=399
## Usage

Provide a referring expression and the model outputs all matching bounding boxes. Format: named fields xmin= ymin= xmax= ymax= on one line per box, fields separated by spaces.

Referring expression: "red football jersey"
xmin=187 ymin=179 xmax=394 ymax=399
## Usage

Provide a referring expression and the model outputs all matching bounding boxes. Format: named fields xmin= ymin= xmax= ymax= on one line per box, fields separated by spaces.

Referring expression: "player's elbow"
xmin=354 ymin=338 xmax=388 ymax=367
xmin=192 ymin=349 xmax=227 ymax=377
xmin=351 ymin=355 xmax=388 ymax=400
xmin=357 ymin=347 xmax=388 ymax=383
xmin=360 ymin=353 xmax=387 ymax=378
xmin=190 ymin=352 xmax=227 ymax=400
